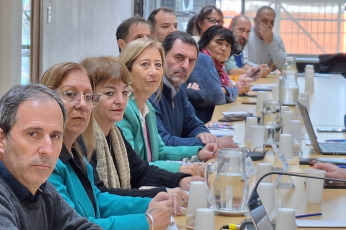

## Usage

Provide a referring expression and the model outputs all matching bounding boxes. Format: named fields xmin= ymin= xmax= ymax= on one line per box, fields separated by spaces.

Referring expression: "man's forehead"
xmin=169 ymin=39 xmax=197 ymax=58
xmin=155 ymin=10 xmax=177 ymax=23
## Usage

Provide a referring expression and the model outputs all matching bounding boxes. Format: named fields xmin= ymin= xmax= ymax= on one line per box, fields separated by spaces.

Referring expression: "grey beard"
xmin=234 ymin=42 xmax=244 ymax=54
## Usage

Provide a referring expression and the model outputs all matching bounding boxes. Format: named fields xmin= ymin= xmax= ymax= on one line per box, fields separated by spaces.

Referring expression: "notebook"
xmin=297 ymin=101 xmax=346 ymax=155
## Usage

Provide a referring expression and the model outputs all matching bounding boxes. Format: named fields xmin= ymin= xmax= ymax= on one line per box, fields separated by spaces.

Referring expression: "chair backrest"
xmin=318 ymin=53 xmax=346 ymax=73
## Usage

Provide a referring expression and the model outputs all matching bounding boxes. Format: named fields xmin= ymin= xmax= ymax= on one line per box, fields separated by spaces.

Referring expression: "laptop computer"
xmin=297 ymin=101 xmax=346 ymax=155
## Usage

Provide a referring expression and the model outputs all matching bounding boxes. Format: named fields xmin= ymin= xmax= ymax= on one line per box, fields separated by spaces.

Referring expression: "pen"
xmin=296 ymin=212 xmax=322 ymax=218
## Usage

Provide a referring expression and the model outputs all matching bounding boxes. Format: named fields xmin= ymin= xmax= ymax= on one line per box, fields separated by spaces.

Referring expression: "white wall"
xmin=0 ymin=0 xmax=22 ymax=97
xmin=0 ymin=0 xmax=134 ymax=96
xmin=40 ymin=0 xmax=134 ymax=76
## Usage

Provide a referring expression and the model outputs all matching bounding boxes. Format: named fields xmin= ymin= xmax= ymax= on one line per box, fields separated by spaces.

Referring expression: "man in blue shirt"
xmin=150 ymin=31 xmax=237 ymax=149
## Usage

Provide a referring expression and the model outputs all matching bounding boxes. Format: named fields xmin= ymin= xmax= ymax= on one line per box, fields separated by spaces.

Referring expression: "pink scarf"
xmin=201 ymin=48 xmax=229 ymax=86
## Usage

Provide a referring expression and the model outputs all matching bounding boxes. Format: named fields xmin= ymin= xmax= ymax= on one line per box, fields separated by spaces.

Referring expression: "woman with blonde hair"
xmin=41 ymin=62 xmax=173 ymax=230
xmin=117 ymin=38 xmax=217 ymax=176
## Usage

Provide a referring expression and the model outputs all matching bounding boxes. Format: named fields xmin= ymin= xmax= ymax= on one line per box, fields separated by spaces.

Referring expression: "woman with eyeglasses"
xmin=81 ymin=56 xmax=201 ymax=211
xmin=186 ymin=25 xmax=260 ymax=123
xmin=194 ymin=5 xmax=224 ymax=42
xmin=117 ymin=38 xmax=217 ymax=176
xmin=41 ymin=62 xmax=173 ymax=230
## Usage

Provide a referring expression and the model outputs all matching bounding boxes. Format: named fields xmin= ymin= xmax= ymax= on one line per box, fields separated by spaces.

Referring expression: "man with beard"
xmin=225 ymin=14 xmax=271 ymax=77
xmin=149 ymin=31 xmax=237 ymax=149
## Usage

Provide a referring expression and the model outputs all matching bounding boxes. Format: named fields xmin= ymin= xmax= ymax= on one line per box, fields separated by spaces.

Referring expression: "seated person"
xmin=116 ymin=16 xmax=150 ymax=53
xmin=194 ymin=5 xmax=224 ymax=43
xmin=81 ymin=56 xmax=202 ymax=201
xmin=117 ymin=38 xmax=217 ymax=175
xmin=187 ymin=25 xmax=260 ymax=123
xmin=149 ymin=31 xmax=237 ymax=149
xmin=147 ymin=7 xmax=177 ymax=43
xmin=41 ymin=62 xmax=173 ymax=230
xmin=0 ymin=84 xmax=101 ymax=229
xmin=243 ymin=6 xmax=287 ymax=72
xmin=225 ymin=14 xmax=271 ymax=78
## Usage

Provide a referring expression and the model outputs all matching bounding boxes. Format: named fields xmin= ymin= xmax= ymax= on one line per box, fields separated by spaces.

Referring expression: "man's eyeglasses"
xmin=60 ymin=91 xmax=101 ymax=107
xmin=205 ymin=17 xmax=224 ymax=25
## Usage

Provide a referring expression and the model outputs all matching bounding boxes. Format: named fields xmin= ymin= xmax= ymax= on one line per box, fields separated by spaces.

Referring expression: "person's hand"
xmin=235 ymin=77 xmax=252 ymax=94
xmin=198 ymin=143 xmax=217 ymax=161
xmin=259 ymin=64 xmax=271 ymax=77
xmin=166 ymin=187 xmax=188 ymax=215
xmin=258 ymin=23 xmax=273 ymax=44
xmin=179 ymin=164 xmax=205 ymax=177
xmin=187 ymin=82 xmax=200 ymax=90
xmin=244 ymin=67 xmax=261 ymax=81
xmin=179 ymin=176 xmax=204 ymax=191
xmin=196 ymin=132 xmax=217 ymax=145
xmin=147 ymin=192 xmax=173 ymax=230
xmin=216 ymin=136 xmax=238 ymax=149
xmin=313 ymin=162 xmax=346 ymax=180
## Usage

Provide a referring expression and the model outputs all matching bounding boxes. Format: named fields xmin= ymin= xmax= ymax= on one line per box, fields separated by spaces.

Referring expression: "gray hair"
xmin=0 ymin=83 xmax=66 ymax=135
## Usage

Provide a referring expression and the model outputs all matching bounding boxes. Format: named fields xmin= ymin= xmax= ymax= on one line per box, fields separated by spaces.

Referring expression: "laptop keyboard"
xmin=320 ymin=142 xmax=346 ymax=153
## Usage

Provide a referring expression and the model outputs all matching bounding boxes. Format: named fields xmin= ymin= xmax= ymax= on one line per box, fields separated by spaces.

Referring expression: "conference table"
xmin=174 ymin=73 xmax=346 ymax=229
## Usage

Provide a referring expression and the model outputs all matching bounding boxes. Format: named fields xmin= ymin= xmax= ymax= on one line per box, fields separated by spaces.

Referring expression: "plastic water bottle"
xmin=279 ymin=57 xmax=299 ymax=105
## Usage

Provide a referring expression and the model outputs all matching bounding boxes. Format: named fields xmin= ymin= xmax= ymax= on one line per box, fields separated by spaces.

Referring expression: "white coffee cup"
xmin=245 ymin=117 xmax=258 ymax=140
xmin=256 ymin=163 xmax=273 ymax=183
xmin=186 ymin=181 xmax=208 ymax=229
xmin=276 ymin=208 xmax=297 ymax=230
xmin=289 ymin=120 xmax=302 ymax=144
xmin=250 ymin=125 xmax=265 ymax=151
xmin=271 ymin=85 xmax=279 ymax=101
xmin=256 ymin=91 xmax=267 ymax=112
xmin=279 ymin=134 xmax=293 ymax=160
xmin=282 ymin=111 xmax=295 ymax=133
xmin=194 ymin=208 xmax=214 ymax=230
xmin=257 ymin=183 xmax=275 ymax=218
xmin=305 ymin=169 xmax=326 ymax=203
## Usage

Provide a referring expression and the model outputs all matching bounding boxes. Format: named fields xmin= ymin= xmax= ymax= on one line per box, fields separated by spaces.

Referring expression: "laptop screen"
xmin=247 ymin=190 xmax=275 ymax=230
xmin=297 ymin=101 xmax=322 ymax=153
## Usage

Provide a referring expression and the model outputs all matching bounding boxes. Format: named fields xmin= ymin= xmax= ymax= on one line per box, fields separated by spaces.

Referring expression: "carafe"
xmin=279 ymin=57 xmax=299 ymax=105
xmin=212 ymin=149 xmax=249 ymax=213
xmin=260 ymin=100 xmax=282 ymax=143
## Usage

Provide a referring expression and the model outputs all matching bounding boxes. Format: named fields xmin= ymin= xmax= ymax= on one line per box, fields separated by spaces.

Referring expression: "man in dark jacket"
xmin=150 ymin=31 xmax=237 ymax=149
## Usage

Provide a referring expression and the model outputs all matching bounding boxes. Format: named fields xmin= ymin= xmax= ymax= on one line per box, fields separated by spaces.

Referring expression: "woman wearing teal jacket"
xmin=41 ymin=62 xmax=173 ymax=230
xmin=118 ymin=38 xmax=217 ymax=175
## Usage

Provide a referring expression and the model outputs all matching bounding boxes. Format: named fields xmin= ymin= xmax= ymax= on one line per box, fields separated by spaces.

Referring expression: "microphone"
xmin=247 ymin=171 xmax=346 ymax=230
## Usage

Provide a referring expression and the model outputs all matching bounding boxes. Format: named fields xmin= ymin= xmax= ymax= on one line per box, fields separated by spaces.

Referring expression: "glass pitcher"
xmin=212 ymin=149 xmax=249 ymax=213
xmin=279 ymin=57 xmax=299 ymax=105
xmin=260 ymin=100 xmax=282 ymax=143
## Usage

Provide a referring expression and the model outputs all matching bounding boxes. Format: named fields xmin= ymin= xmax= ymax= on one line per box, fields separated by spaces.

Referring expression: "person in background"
xmin=0 ymin=84 xmax=101 ymax=229
xmin=187 ymin=25 xmax=260 ymax=123
xmin=118 ymin=38 xmax=217 ymax=176
xmin=194 ymin=5 xmax=224 ymax=42
xmin=186 ymin=14 xmax=199 ymax=37
xmin=243 ymin=6 xmax=287 ymax=72
xmin=149 ymin=31 xmax=237 ymax=149
xmin=41 ymin=62 xmax=173 ymax=230
xmin=148 ymin=7 xmax=177 ymax=42
xmin=116 ymin=16 xmax=150 ymax=53
xmin=81 ymin=56 xmax=202 ymax=206
xmin=225 ymin=14 xmax=271 ymax=78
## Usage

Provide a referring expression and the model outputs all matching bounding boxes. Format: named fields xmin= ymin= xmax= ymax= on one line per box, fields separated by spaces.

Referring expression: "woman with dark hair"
xmin=194 ymin=5 xmax=224 ymax=42
xmin=186 ymin=25 xmax=260 ymax=123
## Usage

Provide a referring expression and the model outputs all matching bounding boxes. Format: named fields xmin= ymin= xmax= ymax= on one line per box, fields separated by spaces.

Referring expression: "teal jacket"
xmin=117 ymin=99 xmax=201 ymax=173
xmin=48 ymin=144 xmax=151 ymax=230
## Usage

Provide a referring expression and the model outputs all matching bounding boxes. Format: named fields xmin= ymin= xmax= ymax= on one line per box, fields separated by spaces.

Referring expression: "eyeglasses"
xmin=205 ymin=17 xmax=224 ymax=25
xmin=60 ymin=91 xmax=101 ymax=107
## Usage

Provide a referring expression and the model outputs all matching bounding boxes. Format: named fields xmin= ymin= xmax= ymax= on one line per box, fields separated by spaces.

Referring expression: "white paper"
xmin=296 ymin=219 xmax=346 ymax=228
